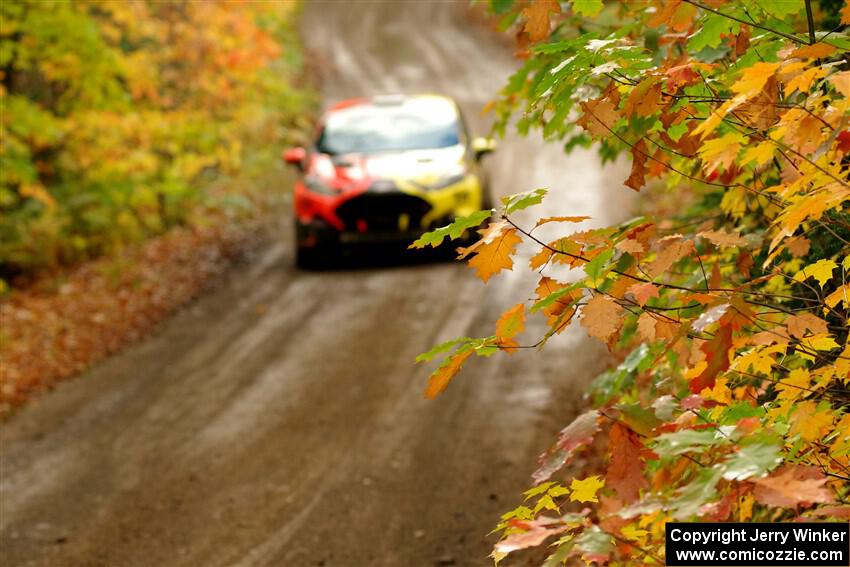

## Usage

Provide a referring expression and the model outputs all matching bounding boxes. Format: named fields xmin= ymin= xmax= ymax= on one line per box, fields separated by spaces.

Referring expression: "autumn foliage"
xmin=0 ymin=0 xmax=312 ymax=282
xmin=413 ymin=0 xmax=850 ymax=564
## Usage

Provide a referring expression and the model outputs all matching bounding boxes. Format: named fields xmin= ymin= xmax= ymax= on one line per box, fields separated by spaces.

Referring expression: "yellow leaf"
xmin=825 ymin=284 xmax=849 ymax=309
xmin=741 ymin=141 xmax=776 ymax=167
xmin=785 ymin=67 xmax=826 ymax=95
xmin=799 ymin=334 xmax=839 ymax=352
xmin=790 ymin=400 xmax=834 ymax=442
xmin=794 ymin=259 xmax=837 ymax=288
xmin=739 ymin=494 xmax=754 ymax=522
xmin=731 ymin=62 xmax=780 ymax=96
xmin=570 ymin=476 xmax=604 ymax=503
xmin=776 ymin=368 xmax=810 ymax=401
xmin=699 ymin=133 xmax=744 ymax=174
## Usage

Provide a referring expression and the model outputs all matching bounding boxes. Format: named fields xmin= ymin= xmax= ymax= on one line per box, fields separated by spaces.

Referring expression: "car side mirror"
xmin=282 ymin=147 xmax=306 ymax=170
xmin=472 ymin=137 xmax=496 ymax=161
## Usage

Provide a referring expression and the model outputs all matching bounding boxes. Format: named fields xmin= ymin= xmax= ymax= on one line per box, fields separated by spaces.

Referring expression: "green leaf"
xmin=502 ymin=188 xmax=547 ymax=214
xmin=584 ymin=248 xmax=614 ymax=286
xmin=688 ymin=13 xmax=739 ymax=52
xmin=490 ymin=0 xmax=514 ymax=15
xmin=616 ymin=402 xmax=661 ymax=437
xmin=717 ymin=441 xmax=782 ymax=481
xmin=415 ymin=338 xmax=470 ymax=363
xmin=653 ymin=429 xmax=724 ymax=457
xmin=754 ymin=0 xmax=803 ymax=18
xmin=409 ymin=209 xmax=492 ymax=248
xmin=668 ymin=122 xmax=689 ymax=142
xmin=572 ymin=0 xmax=604 ymax=17
xmin=670 ymin=469 xmax=722 ymax=520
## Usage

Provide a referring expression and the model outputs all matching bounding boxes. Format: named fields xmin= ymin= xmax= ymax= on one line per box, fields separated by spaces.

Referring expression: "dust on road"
xmin=0 ymin=2 xmax=631 ymax=566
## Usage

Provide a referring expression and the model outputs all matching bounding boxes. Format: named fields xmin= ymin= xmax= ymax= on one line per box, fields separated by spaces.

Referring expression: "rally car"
xmin=283 ymin=94 xmax=494 ymax=268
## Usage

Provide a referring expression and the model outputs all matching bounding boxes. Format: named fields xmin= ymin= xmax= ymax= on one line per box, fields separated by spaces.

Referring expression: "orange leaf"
xmin=625 ymin=138 xmax=649 ymax=191
xmin=785 ymin=313 xmax=828 ymax=339
xmin=646 ymin=238 xmax=694 ymax=278
xmin=698 ymin=229 xmax=747 ymax=247
xmin=496 ymin=303 xmax=526 ymax=340
xmin=424 ymin=349 xmax=472 ymax=399
xmin=457 ymin=221 xmax=522 ymax=283
xmin=522 ymin=0 xmax=561 ymax=42
xmin=753 ymin=465 xmax=834 ymax=508
xmin=606 ymin=423 xmax=648 ymax=504
xmin=627 ymin=282 xmax=660 ymax=306
xmin=790 ymin=43 xmax=837 ymax=59
xmin=581 ymin=294 xmax=623 ymax=343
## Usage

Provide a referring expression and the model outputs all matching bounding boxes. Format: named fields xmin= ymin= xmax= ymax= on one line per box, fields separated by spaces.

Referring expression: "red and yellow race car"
xmin=283 ymin=94 xmax=494 ymax=268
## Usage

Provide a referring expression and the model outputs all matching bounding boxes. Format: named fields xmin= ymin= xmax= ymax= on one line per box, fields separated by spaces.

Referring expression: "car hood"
xmin=310 ymin=145 xmax=468 ymax=188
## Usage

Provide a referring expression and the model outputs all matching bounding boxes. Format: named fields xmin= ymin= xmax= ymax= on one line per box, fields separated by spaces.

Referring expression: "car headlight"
xmin=305 ymin=176 xmax=336 ymax=195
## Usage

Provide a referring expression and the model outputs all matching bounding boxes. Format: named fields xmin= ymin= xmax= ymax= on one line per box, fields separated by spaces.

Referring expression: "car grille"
xmin=337 ymin=191 xmax=433 ymax=233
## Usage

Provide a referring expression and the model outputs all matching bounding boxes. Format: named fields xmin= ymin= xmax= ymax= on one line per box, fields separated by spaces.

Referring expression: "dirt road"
xmin=1 ymin=3 xmax=631 ymax=566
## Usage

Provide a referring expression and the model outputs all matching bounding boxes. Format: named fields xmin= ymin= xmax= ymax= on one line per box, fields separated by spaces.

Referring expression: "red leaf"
xmin=533 ymin=410 xmax=601 ymax=484
xmin=606 ymin=423 xmax=648 ymax=504
xmin=690 ymin=324 xmax=732 ymax=393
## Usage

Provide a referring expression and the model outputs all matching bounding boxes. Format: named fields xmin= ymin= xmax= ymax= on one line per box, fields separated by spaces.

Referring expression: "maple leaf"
xmin=423 ymin=349 xmax=473 ymax=399
xmin=533 ymin=410 xmax=601 ymax=484
xmin=457 ymin=222 xmax=522 ymax=283
xmin=606 ymin=423 xmax=647 ymax=504
xmin=776 ymin=368 xmax=811 ymax=401
xmin=753 ymin=465 xmax=834 ymax=508
xmin=535 ymin=215 xmax=591 ymax=228
xmin=624 ymin=78 xmax=662 ymax=119
xmin=698 ymin=229 xmax=746 ymax=248
xmin=790 ymin=400 xmax=834 ymax=442
xmin=699 ymin=133 xmax=743 ymax=174
xmin=502 ymin=188 xmax=547 ymax=214
xmin=494 ymin=517 xmax=566 ymax=554
xmin=636 ymin=311 xmax=657 ymax=341
xmin=627 ymin=282 xmax=659 ymax=307
xmin=624 ymin=138 xmax=649 ymax=191
xmin=496 ymin=303 xmax=526 ymax=339
xmin=794 ymin=259 xmax=837 ymax=289
xmin=570 ymin=476 xmax=604 ymax=503
xmin=522 ymin=0 xmax=561 ymax=42
xmin=580 ymin=294 xmax=623 ymax=344
xmin=572 ymin=0 xmax=604 ymax=17
xmin=842 ymin=1 xmax=850 ymax=25
xmin=731 ymin=62 xmax=780 ymax=96
xmin=578 ymin=99 xmax=619 ymax=137
xmin=690 ymin=323 xmax=732 ymax=393
xmin=741 ymin=141 xmax=776 ymax=167
xmin=409 ymin=210 xmax=491 ymax=248
xmin=785 ymin=313 xmax=828 ymax=339
xmin=646 ymin=238 xmax=694 ymax=278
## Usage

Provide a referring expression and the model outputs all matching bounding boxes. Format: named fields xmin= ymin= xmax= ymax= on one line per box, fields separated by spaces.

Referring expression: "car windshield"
xmin=316 ymin=97 xmax=461 ymax=155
